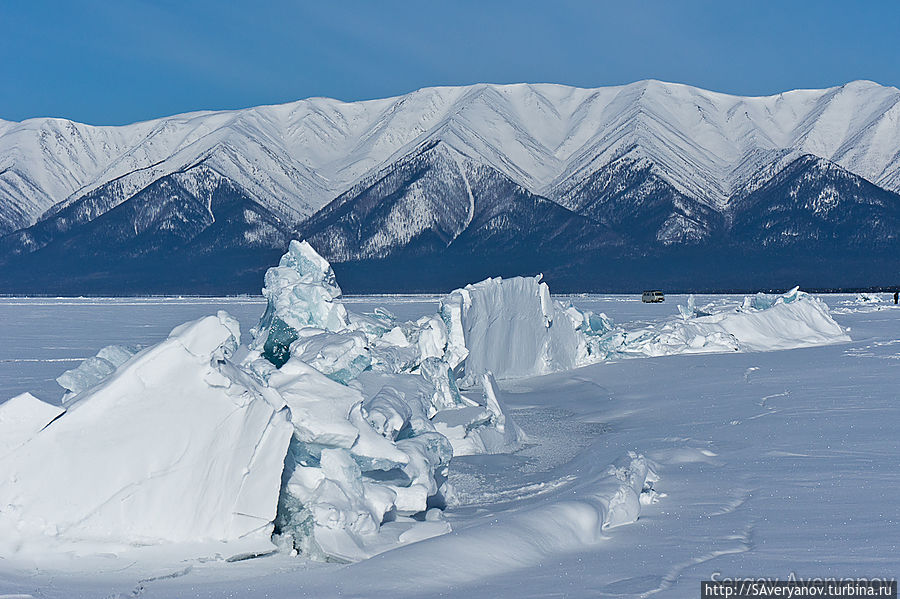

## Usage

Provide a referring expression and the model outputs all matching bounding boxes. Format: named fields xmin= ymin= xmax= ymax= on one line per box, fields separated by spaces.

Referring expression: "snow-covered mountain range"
xmin=1 ymin=80 xmax=899 ymax=292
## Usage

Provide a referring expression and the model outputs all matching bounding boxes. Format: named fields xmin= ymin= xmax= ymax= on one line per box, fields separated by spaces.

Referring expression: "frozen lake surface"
xmin=0 ymin=293 xmax=897 ymax=598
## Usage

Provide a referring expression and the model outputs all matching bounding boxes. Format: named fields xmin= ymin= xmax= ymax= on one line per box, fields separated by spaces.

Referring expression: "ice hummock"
xmin=251 ymin=240 xmax=351 ymax=367
xmin=242 ymin=243 xmax=522 ymax=558
xmin=0 ymin=301 xmax=459 ymax=563
xmin=0 ymin=240 xmax=852 ymax=568
xmin=0 ymin=312 xmax=294 ymax=557
xmin=606 ymin=287 xmax=850 ymax=358
xmin=438 ymin=276 xmax=581 ymax=387
xmin=245 ymin=242 xmax=523 ymax=455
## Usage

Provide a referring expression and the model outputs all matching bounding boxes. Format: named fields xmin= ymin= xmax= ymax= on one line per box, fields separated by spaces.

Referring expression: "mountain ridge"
xmin=3 ymin=80 xmax=900 ymax=233
xmin=1 ymin=80 xmax=899 ymax=292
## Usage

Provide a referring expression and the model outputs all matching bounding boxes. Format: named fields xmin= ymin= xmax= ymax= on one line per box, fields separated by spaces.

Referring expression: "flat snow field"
xmin=0 ymin=294 xmax=897 ymax=598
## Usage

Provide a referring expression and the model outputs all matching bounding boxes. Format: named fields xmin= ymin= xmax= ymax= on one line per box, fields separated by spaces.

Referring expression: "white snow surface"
xmin=3 ymin=80 xmax=900 ymax=232
xmin=0 ymin=392 xmax=64 ymax=459
xmin=0 ymin=292 xmax=891 ymax=598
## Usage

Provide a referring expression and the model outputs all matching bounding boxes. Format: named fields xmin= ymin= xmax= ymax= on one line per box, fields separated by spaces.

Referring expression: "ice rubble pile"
xmin=832 ymin=292 xmax=898 ymax=314
xmin=854 ymin=293 xmax=881 ymax=304
xmin=0 ymin=241 xmax=544 ymax=564
xmin=238 ymin=254 xmax=679 ymax=557
xmin=0 ymin=240 xmax=847 ymax=564
xmin=578 ymin=287 xmax=850 ymax=359
xmin=245 ymin=243 xmax=535 ymax=560
xmin=441 ymin=283 xmax=848 ymax=367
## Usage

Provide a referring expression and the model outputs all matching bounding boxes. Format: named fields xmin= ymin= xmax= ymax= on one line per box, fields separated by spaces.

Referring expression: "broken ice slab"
xmin=420 ymin=357 xmax=472 ymax=413
xmin=439 ymin=276 xmax=580 ymax=386
xmin=743 ymin=286 xmax=803 ymax=311
xmin=0 ymin=313 xmax=294 ymax=555
xmin=289 ymin=329 xmax=371 ymax=385
xmin=677 ymin=295 xmax=712 ymax=320
xmin=362 ymin=386 xmax=413 ymax=441
xmin=56 ymin=344 xmax=141 ymax=401
xmin=277 ymin=239 xmax=343 ymax=299
xmin=431 ymin=373 xmax=526 ymax=456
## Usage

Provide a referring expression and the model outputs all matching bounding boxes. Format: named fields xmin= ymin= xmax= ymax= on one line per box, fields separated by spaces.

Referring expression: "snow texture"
xmin=0 ymin=392 xmax=64 ymax=459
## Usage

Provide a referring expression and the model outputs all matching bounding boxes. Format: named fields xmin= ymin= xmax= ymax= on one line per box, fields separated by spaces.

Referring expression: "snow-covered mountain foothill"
xmin=0 ymin=241 xmax=851 ymax=578
xmin=1 ymin=80 xmax=900 ymax=293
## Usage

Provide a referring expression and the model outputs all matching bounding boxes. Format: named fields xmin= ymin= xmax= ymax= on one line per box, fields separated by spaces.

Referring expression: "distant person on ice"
xmin=894 ymin=291 xmax=899 ymax=304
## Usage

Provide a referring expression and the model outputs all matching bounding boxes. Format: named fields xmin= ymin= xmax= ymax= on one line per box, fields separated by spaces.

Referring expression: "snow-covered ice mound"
xmin=619 ymin=288 xmax=849 ymax=357
xmin=552 ymin=288 xmax=849 ymax=362
xmin=0 ymin=312 xmax=294 ymax=557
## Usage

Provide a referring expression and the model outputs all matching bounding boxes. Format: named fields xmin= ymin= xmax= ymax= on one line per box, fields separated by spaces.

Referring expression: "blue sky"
xmin=2 ymin=0 xmax=899 ymax=124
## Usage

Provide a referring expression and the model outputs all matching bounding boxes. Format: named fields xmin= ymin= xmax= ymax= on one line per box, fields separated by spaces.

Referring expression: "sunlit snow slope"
xmin=2 ymin=80 xmax=900 ymax=292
